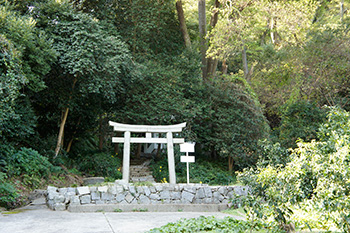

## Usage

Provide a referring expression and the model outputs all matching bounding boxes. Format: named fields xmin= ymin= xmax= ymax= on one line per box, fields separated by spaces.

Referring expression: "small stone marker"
xmin=180 ymin=142 xmax=195 ymax=184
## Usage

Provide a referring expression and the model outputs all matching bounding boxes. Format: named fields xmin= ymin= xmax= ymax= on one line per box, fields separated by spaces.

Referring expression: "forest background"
xmin=1 ymin=0 xmax=350 ymax=231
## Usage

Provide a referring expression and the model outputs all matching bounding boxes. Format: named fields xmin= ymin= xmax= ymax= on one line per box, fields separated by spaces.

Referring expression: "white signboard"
xmin=180 ymin=142 xmax=195 ymax=153
xmin=181 ymin=156 xmax=195 ymax=163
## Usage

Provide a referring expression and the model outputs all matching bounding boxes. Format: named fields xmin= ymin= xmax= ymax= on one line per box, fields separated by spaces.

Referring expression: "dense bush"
xmin=0 ymin=172 xmax=19 ymax=210
xmin=6 ymin=147 xmax=53 ymax=179
xmin=277 ymin=101 xmax=326 ymax=149
xmin=238 ymin=106 xmax=350 ymax=232
xmin=71 ymin=151 xmax=122 ymax=180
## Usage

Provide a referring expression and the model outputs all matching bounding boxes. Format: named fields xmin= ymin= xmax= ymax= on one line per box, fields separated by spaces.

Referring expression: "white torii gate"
xmin=109 ymin=121 xmax=186 ymax=184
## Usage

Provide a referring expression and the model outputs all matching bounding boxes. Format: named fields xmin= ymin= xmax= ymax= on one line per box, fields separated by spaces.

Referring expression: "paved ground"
xmin=0 ymin=199 xmax=237 ymax=233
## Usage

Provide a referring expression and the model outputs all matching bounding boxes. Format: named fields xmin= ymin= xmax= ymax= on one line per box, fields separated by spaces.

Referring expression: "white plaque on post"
xmin=180 ymin=142 xmax=196 ymax=184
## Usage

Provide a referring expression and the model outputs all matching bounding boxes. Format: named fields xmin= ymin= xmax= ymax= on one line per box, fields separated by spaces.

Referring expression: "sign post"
xmin=180 ymin=142 xmax=195 ymax=184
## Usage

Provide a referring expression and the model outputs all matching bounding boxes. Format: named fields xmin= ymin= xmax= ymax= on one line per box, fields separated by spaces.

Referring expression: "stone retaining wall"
xmin=46 ymin=182 xmax=249 ymax=211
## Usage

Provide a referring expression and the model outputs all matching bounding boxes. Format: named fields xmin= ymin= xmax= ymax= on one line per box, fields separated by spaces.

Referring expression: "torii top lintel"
xmin=108 ymin=121 xmax=186 ymax=133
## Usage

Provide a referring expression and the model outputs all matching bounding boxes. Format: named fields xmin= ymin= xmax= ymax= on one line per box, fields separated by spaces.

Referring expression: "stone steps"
xmin=129 ymin=159 xmax=155 ymax=183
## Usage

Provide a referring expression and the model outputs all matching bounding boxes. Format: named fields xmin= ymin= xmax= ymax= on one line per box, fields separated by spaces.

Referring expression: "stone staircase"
xmin=129 ymin=159 xmax=155 ymax=183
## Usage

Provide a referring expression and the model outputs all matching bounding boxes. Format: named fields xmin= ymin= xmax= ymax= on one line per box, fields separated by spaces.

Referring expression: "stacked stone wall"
xmin=46 ymin=183 xmax=249 ymax=211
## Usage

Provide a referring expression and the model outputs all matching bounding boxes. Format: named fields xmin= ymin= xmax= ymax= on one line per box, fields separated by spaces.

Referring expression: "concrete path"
xmin=0 ymin=199 xmax=237 ymax=233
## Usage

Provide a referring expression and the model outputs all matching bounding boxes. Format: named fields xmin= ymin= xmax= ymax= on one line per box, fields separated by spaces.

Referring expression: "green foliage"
xmin=147 ymin=215 xmax=284 ymax=233
xmin=256 ymin=140 xmax=290 ymax=167
xmin=72 ymin=151 xmax=122 ymax=180
xmin=6 ymin=147 xmax=53 ymax=179
xmin=239 ymin=107 xmax=350 ymax=232
xmin=277 ymin=101 xmax=327 ymax=149
xmin=151 ymin=155 xmax=236 ymax=185
xmin=0 ymin=172 xmax=19 ymax=210
xmin=194 ymin=75 xmax=269 ymax=169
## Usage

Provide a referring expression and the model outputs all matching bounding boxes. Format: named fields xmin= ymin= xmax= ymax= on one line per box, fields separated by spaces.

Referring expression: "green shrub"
xmin=239 ymin=106 xmax=350 ymax=232
xmin=147 ymin=215 xmax=284 ymax=233
xmin=257 ymin=139 xmax=290 ymax=167
xmin=277 ymin=101 xmax=326 ymax=149
xmin=0 ymin=172 xmax=19 ymax=209
xmin=6 ymin=147 xmax=53 ymax=179
xmin=73 ymin=151 xmax=122 ymax=180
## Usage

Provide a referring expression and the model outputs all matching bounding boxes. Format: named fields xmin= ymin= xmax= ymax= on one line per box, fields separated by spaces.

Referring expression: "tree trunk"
xmin=228 ymin=156 xmax=234 ymax=171
xmin=176 ymin=0 xmax=191 ymax=48
xmin=198 ymin=0 xmax=207 ymax=81
xmin=136 ymin=144 xmax=142 ymax=160
xmin=340 ymin=0 xmax=344 ymax=21
xmin=98 ymin=114 xmax=105 ymax=151
xmin=54 ymin=77 xmax=77 ymax=158
xmin=156 ymin=143 xmax=162 ymax=159
xmin=54 ymin=107 xmax=69 ymax=158
xmin=66 ymin=138 xmax=74 ymax=153
xmin=242 ymin=46 xmax=249 ymax=79
xmin=222 ymin=59 xmax=228 ymax=74
xmin=270 ymin=17 xmax=275 ymax=44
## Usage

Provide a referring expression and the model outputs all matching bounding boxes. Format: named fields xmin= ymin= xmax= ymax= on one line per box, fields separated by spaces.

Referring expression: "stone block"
xmin=203 ymin=197 xmax=213 ymax=204
xmin=101 ymin=192 xmax=113 ymax=201
xmin=155 ymin=185 xmax=163 ymax=192
xmin=108 ymin=186 xmax=117 ymax=195
xmin=120 ymin=200 xmax=128 ymax=204
xmin=59 ymin=188 xmax=68 ymax=195
xmin=143 ymin=186 xmax=151 ymax=196
xmin=170 ymin=192 xmax=181 ymax=200
xmin=67 ymin=187 xmax=76 ymax=194
xmin=47 ymin=191 xmax=59 ymax=200
xmin=222 ymin=199 xmax=229 ymax=204
xmin=162 ymin=199 xmax=171 ymax=204
xmin=91 ymin=192 xmax=101 ymax=201
xmin=47 ymin=186 xmax=58 ymax=193
xmin=193 ymin=198 xmax=203 ymax=204
xmin=125 ymin=193 xmax=134 ymax=203
xmin=47 ymin=200 xmax=55 ymax=209
xmin=149 ymin=186 xmax=156 ymax=193
xmin=53 ymin=194 xmax=65 ymax=203
xmin=138 ymin=194 xmax=151 ymax=204
xmin=184 ymin=186 xmax=196 ymax=194
xmin=136 ymin=186 xmax=144 ymax=194
xmin=129 ymin=186 xmax=136 ymax=194
xmin=182 ymin=191 xmax=195 ymax=203
xmin=151 ymin=200 xmax=161 ymax=204
xmin=218 ymin=187 xmax=228 ymax=196
xmin=116 ymin=194 xmax=125 ymax=203
xmin=150 ymin=193 xmax=160 ymax=200
xmin=80 ymin=195 xmax=91 ymax=204
xmin=196 ymin=188 xmax=205 ymax=199
xmin=116 ymin=185 xmax=124 ymax=194
xmin=96 ymin=200 xmax=105 ymax=205
xmin=98 ymin=186 xmax=108 ymax=193
xmin=204 ymin=187 xmax=213 ymax=198
xmin=131 ymin=198 xmax=138 ymax=204
xmin=227 ymin=191 xmax=235 ymax=199
xmin=77 ymin=186 xmax=90 ymax=196
xmin=159 ymin=190 xmax=171 ymax=199
xmin=233 ymin=186 xmax=249 ymax=196
xmin=181 ymin=199 xmax=191 ymax=204
xmin=89 ymin=186 xmax=97 ymax=192
xmin=70 ymin=196 xmax=81 ymax=205
xmin=54 ymin=203 xmax=66 ymax=211
xmin=213 ymin=192 xmax=224 ymax=204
